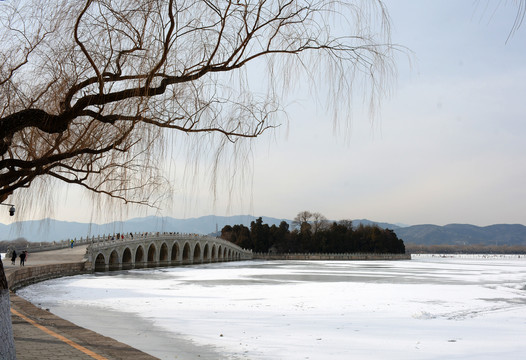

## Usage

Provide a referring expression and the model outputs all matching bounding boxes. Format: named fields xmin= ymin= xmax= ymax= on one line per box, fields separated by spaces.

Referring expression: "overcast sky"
xmin=245 ymin=0 xmax=526 ymax=227
xmin=2 ymin=1 xmax=525 ymax=226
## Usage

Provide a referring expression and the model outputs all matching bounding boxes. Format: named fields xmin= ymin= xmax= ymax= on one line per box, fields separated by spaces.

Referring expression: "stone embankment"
xmin=7 ymin=262 xmax=89 ymax=291
xmin=253 ymin=253 xmax=411 ymax=261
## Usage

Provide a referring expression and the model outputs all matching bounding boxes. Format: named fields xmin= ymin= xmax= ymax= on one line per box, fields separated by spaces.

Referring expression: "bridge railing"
xmin=18 ymin=238 xmax=92 ymax=253
xmin=85 ymin=232 xmax=252 ymax=258
xmin=87 ymin=232 xmax=247 ymax=250
xmin=20 ymin=232 xmax=250 ymax=255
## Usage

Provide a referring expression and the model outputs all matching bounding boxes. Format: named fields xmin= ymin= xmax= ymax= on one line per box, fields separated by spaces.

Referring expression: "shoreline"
xmin=3 ymin=247 xmax=162 ymax=359
xmin=253 ymin=253 xmax=410 ymax=261
xmin=10 ymin=292 xmax=159 ymax=360
xmin=26 ymin=290 xmax=224 ymax=360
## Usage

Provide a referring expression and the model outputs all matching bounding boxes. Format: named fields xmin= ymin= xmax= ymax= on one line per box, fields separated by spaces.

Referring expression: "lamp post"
xmin=0 ymin=203 xmax=15 ymax=216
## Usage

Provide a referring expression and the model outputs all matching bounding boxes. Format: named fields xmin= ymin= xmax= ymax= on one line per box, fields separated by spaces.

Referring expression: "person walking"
xmin=11 ymin=250 xmax=17 ymax=265
xmin=19 ymin=251 xmax=27 ymax=266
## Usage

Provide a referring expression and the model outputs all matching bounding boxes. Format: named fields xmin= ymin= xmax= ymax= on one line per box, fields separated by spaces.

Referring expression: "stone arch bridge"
xmin=86 ymin=233 xmax=253 ymax=272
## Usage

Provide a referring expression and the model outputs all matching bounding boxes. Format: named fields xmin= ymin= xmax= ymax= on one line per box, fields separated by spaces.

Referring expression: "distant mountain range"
xmin=394 ymin=223 xmax=526 ymax=246
xmin=1 ymin=216 xmax=525 ymax=246
xmin=0 ymin=215 xmax=288 ymax=243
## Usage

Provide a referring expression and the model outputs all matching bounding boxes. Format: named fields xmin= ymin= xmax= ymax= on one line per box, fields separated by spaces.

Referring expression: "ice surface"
xmin=18 ymin=256 xmax=526 ymax=360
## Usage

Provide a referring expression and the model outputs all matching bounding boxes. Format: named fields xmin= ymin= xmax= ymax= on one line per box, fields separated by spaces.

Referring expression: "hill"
xmin=0 ymin=215 xmax=289 ymax=242
xmin=394 ymin=224 xmax=526 ymax=246
xmin=1 ymin=216 xmax=525 ymax=246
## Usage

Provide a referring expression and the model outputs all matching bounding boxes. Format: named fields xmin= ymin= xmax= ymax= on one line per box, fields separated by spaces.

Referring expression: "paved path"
xmin=4 ymin=247 xmax=158 ymax=360
xmin=3 ymin=245 xmax=89 ymax=269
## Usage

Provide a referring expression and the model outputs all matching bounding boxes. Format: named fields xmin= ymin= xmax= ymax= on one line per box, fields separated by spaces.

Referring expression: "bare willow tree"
xmin=506 ymin=0 xmax=526 ymax=42
xmin=293 ymin=210 xmax=313 ymax=229
xmin=1 ymin=0 xmax=394 ymax=206
xmin=311 ymin=212 xmax=328 ymax=234
xmin=293 ymin=210 xmax=328 ymax=234
xmin=0 ymin=0 xmax=395 ymax=355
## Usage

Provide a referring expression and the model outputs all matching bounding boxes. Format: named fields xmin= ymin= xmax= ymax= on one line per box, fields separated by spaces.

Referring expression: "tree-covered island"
xmin=221 ymin=211 xmax=405 ymax=254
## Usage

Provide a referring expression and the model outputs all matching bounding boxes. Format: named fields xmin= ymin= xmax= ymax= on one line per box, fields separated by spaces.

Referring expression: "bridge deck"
xmin=3 ymin=245 xmax=88 ymax=269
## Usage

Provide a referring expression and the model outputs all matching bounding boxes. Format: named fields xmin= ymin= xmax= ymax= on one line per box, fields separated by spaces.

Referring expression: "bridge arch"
xmin=160 ymin=242 xmax=169 ymax=266
xmin=109 ymin=250 xmax=120 ymax=271
xmin=193 ymin=243 xmax=202 ymax=263
xmin=203 ymin=244 xmax=210 ymax=263
xmin=182 ymin=242 xmax=191 ymax=264
xmin=147 ymin=243 xmax=157 ymax=267
xmin=122 ymin=248 xmax=133 ymax=270
xmin=135 ymin=245 xmax=145 ymax=269
xmin=95 ymin=253 xmax=106 ymax=272
xmin=171 ymin=242 xmax=180 ymax=264
xmin=211 ymin=245 xmax=217 ymax=262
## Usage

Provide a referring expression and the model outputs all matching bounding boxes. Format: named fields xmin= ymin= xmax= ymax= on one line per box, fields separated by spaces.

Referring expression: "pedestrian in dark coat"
xmin=19 ymin=251 xmax=27 ymax=266
xmin=11 ymin=250 xmax=17 ymax=265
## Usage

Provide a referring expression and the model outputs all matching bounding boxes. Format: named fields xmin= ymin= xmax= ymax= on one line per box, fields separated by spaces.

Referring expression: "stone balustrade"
xmin=253 ymin=253 xmax=411 ymax=261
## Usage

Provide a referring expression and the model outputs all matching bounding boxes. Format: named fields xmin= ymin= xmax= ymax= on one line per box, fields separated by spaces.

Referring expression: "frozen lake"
xmin=18 ymin=256 xmax=526 ymax=360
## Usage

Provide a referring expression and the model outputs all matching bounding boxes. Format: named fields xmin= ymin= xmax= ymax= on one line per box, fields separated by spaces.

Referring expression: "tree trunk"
xmin=0 ymin=258 xmax=16 ymax=359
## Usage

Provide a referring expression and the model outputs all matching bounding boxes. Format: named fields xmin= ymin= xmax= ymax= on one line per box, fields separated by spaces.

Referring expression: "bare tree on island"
xmin=0 ymin=0 xmax=396 ymax=355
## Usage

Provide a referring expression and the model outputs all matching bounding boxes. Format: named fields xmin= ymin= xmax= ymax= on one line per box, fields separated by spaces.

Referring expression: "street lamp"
xmin=1 ymin=203 xmax=15 ymax=216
